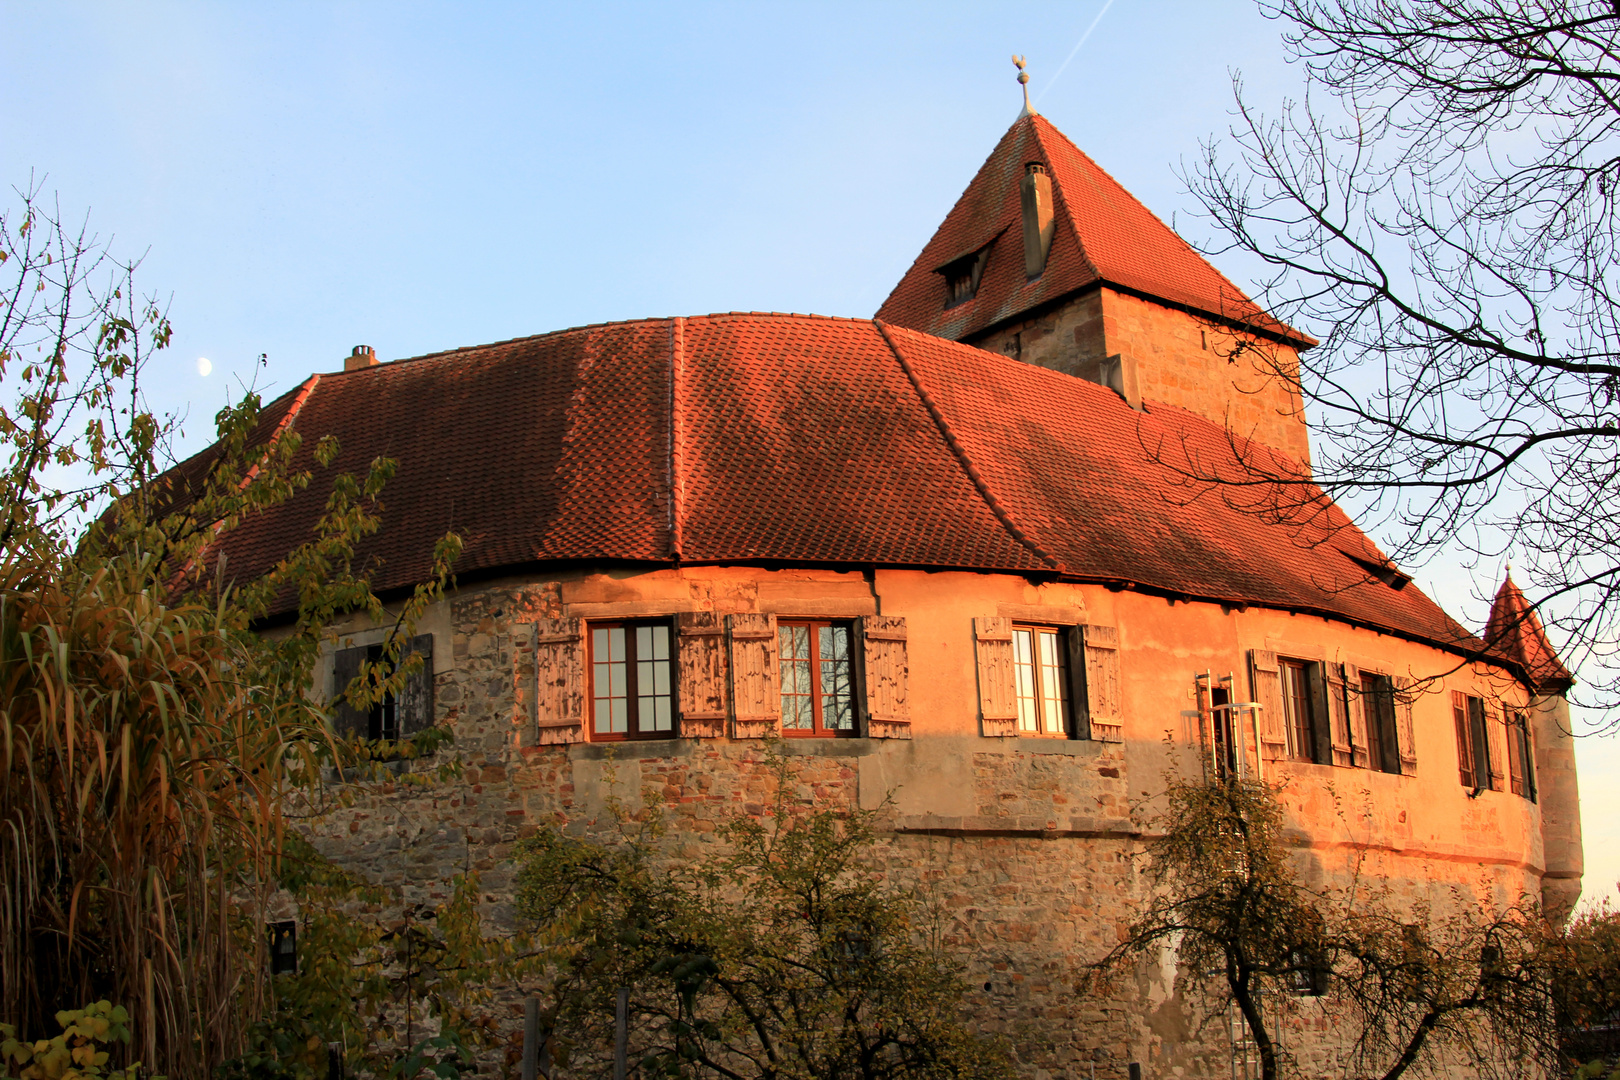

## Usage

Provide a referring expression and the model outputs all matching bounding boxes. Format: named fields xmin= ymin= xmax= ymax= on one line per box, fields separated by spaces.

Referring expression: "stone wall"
xmin=970 ymin=286 xmax=1313 ymax=464
xmin=307 ymin=565 xmax=1565 ymax=1077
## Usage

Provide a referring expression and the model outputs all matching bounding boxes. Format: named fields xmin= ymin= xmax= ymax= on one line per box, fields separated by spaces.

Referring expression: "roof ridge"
xmin=1028 ymin=117 xmax=1102 ymax=284
xmin=669 ymin=316 xmax=685 ymax=561
xmin=873 ymin=320 xmax=1062 ymax=571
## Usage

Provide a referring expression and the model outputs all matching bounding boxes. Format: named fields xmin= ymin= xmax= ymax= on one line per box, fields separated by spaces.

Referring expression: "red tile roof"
xmin=184 ymin=312 xmax=1480 ymax=660
xmin=1486 ymin=573 xmax=1574 ymax=691
xmin=875 ymin=114 xmax=1310 ymax=347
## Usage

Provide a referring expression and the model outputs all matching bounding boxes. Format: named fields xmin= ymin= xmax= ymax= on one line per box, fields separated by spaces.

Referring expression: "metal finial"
xmin=1012 ymin=55 xmax=1037 ymax=118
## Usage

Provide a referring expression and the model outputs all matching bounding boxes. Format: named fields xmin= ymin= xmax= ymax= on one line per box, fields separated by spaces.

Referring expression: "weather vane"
xmin=1012 ymin=55 xmax=1037 ymax=117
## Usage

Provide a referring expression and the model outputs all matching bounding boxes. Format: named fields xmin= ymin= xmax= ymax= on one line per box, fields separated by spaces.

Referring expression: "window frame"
xmin=587 ymin=618 xmax=677 ymax=742
xmin=1359 ymin=671 xmax=1403 ymax=776
xmin=1452 ymin=690 xmax=1498 ymax=792
xmin=1011 ymin=623 xmax=1074 ymax=738
xmin=777 ymin=618 xmax=858 ymax=738
xmin=1279 ymin=657 xmax=1328 ymax=764
xmin=1507 ymin=710 xmax=1537 ymax=802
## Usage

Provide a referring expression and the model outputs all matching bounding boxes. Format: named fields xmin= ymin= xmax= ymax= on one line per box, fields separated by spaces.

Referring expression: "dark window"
xmin=1013 ymin=624 xmax=1071 ymax=737
xmin=1452 ymin=691 xmax=1497 ymax=792
xmin=1361 ymin=673 xmax=1402 ymax=775
xmin=1283 ymin=947 xmax=1328 ymax=996
xmin=331 ymin=635 xmax=434 ymax=744
xmin=589 ymin=620 xmax=675 ymax=740
xmin=778 ymin=620 xmax=855 ymax=737
xmin=938 ymin=246 xmax=990 ymax=309
xmin=1280 ymin=658 xmax=1331 ymax=764
xmin=268 ymin=921 xmax=297 ymax=976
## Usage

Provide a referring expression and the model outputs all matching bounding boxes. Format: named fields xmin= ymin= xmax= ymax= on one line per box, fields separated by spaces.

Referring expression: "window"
xmin=589 ymin=620 xmax=675 ymax=740
xmin=1283 ymin=947 xmax=1328 ymax=996
xmin=1506 ymin=711 xmax=1537 ymax=802
xmin=268 ymin=921 xmax=297 ymax=976
xmin=778 ymin=620 xmax=855 ymax=737
xmin=331 ymin=634 xmax=434 ymax=744
xmin=1452 ymin=691 xmax=1497 ymax=792
xmin=1360 ymin=672 xmax=1402 ymax=775
xmin=1013 ymin=624 xmax=1072 ymax=737
xmin=938 ymin=246 xmax=990 ymax=308
xmin=1279 ymin=658 xmax=1328 ymax=763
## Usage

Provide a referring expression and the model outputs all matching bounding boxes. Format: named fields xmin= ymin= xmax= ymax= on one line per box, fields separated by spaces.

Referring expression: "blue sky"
xmin=6 ymin=1 xmax=1615 ymax=908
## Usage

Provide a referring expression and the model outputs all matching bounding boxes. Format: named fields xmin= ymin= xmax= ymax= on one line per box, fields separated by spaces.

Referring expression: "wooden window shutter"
xmin=1065 ymin=629 xmax=1091 ymax=741
xmin=676 ymin=613 xmax=729 ymax=739
xmin=1505 ymin=711 xmax=1526 ymax=797
xmin=398 ymin=634 xmax=435 ymax=736
xmin=728 ymin=613 xmax=779 ymax=739
xmin=1516 ymin=713 xmax=1537 ymax=802
xmin=1249 ymin=650 xmax=1287 ymax=760
xmin=860 ymin=615 xmax=910 ymax=739
xmin=1453 ymin=689 xmax=1476 ymax=787
xmin=1483 ymin=703 xmax=1506 ymax=792
xmin=1326 ymin=663 xmax=1353 ymax=767
xmin=974 ymin=617 xmax=1018 ymax=737
xmin=1343 ymin=663 xmax=1369 ymax=769
xmin=1080 ymin=625 xmax=1122 ymax=742
xmin=1305 ymin=663 xmax=1333 ymax=765
xmin=330 ymin=645 xmax=369 ymax=740
xmin=1394 ymin=677 xmax=1417 ymax=775
xmin=535 ymin=617 xmax=586 ymax=745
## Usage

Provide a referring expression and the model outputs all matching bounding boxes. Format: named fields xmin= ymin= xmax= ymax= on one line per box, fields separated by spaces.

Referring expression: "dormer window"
xmin=937 ymin=245 xmax=991 ymax=309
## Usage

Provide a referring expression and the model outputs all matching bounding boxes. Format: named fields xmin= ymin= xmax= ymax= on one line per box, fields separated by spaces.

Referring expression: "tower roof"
xmin=1486 ymin=573 xmax=1574 ymax=692
xmin=181 ymin=312 xmax=1470 ymax=659
xmin=875 ymin=113 xmax=1311 ymax=347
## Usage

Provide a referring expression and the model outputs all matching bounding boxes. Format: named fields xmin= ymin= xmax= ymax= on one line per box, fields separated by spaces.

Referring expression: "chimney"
xmin=345 ymin=345 xmax=378 ymax=372
xmin=1021 ymin=162 xmax=1055 ymax=278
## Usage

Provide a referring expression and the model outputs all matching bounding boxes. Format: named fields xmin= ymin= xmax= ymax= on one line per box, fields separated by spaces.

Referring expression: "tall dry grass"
xmin=0 ymin=546 xmax=330 ymax=1077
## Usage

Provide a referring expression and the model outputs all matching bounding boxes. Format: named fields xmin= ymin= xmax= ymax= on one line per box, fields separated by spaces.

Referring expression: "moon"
xmin=197 ymin=356 xmax=213 ymax=376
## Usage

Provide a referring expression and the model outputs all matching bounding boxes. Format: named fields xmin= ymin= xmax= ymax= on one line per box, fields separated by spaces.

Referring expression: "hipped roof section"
xmin=875 ymin=114 xmax=1312 ymax=348
xmin=184 ymin=312 xmax=1476 ymax=660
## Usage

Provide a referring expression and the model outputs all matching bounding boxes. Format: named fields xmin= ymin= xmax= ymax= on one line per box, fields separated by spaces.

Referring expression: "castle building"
xmin=201 ymin=99 xmax=1581 ymax=1074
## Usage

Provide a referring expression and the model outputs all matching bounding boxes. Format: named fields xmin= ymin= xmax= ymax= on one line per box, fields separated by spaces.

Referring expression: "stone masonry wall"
xmin=970 ymin=287 xmax=1313 ymax=465
xmin=306 ymin=567 xmax=1558 ymax=1079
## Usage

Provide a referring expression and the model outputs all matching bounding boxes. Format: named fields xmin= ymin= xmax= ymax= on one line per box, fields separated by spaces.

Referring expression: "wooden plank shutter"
xmin=974 ymin=617 xmax=1018 ymax=737
xmin=1515 ymin=713 xmax=1537 ymax=802
xmin=1483 ymin=703 xmax=1506 ymax=791
xmin=1249 ymin=650 xmax=1287 ymax=760
xmin=535 ymin=617 xmax=585 ymax=745
xmin=1370 ymin=677 xmax=1402 ymax=776
xmin=677 ymin=613 xmax=728 ymax=739
xmin=1505 ymin=711 xmax=1526 ymax=797
xmin=1343 ymin=663 xmax=1369 ymax=769
xmin=1326 ymin=663 xmax=1353 ymax=767
xmin=1394 ymin=677 xmax=1418 ymax=775
xmin=398 ymin=634 xmax=435 ymax=735
xmin=1306 ymin=663 xmax=1333 ymax=765
xmin=860 ymin=615 xmax=910 ymax=739
xmin=728 ymin=613 xmax=779 ymax=739
xmin=330 ymin=645 xmax=369 ymax=740
xmin=1453 ymin=689 xmax=1476 ymax=787
xmin=1065 ymin=629 xmax=1091 ymax=741
xmin=1080 ymin=625 xmax=1122 ymax=742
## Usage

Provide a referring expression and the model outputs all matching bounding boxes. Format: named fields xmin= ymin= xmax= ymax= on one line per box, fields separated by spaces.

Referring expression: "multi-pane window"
xmin=589 ymin=620 xmax=674 ymax=740
xmin=1013 ymin=624 xmax=1071 ymax=736
xmin=779 ymin=620 xmax=855 ymax=737
xmin=1280 ymin=658 xmax=1321 ymax=763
